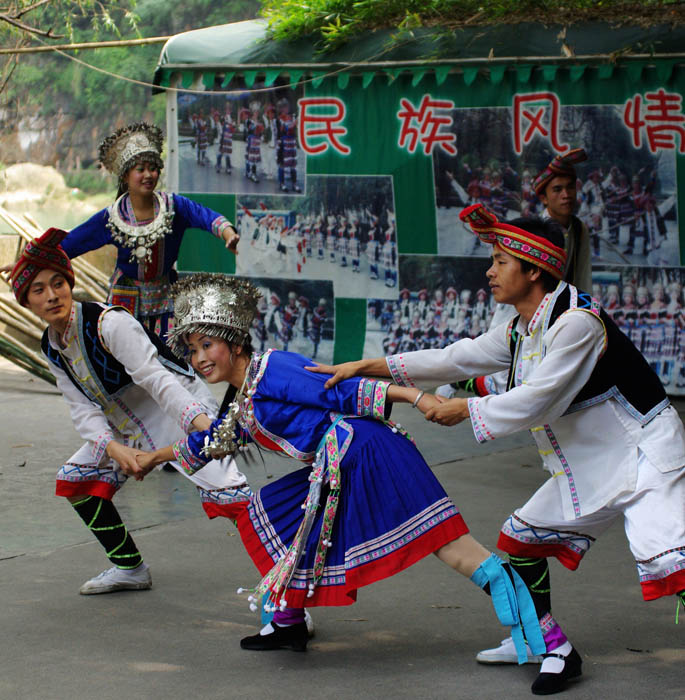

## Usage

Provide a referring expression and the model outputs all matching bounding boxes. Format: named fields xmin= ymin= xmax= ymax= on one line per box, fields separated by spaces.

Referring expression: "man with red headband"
xmin=11 ymin=228 xmax=251 ymax=595
xmin=309 ymin=203 xmax=685 ymax=696
xmin=532 ymin=148 xmax=592 ymax=291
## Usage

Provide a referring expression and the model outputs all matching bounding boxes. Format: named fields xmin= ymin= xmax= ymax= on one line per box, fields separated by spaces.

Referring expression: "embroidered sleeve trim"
xmin=386 ymin=354 xmax=415 ymax=387
xmin=181 ymin=401 xmax=205 ymax=433
xmin=468 ymin=396 xmax=494 ymax=443
xmin=172 ymin=439 xmax=205 ymax=475
xmin=93 ymin=431 xmax=115 ymax=463
xmin=372 ymin=381 xmax=389 ymax=419
xmin=212 ymin=216 xmax=235 ymax=239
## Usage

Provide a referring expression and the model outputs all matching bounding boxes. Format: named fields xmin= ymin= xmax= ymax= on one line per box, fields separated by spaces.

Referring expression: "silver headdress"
xmin=98 ymin=122 xmax=164 ymax=179
xmin=167 ymin=273 xmax=261 ymax=359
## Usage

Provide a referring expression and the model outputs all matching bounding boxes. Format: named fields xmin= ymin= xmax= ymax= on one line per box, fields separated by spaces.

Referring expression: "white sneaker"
xmin=304 ymin=609 xmax=315 ymax=638
xmin=476 ymin=637 xmax=543 ymax=664
xmin=79 ymin=563 xmax=152 ymax=595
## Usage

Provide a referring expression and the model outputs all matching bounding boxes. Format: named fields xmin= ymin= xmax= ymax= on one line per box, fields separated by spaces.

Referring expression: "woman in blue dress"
xmin=62 ymin=123 xmax=240 ymax=337
xmin=132 ymin=273 xmax=544 ymax=660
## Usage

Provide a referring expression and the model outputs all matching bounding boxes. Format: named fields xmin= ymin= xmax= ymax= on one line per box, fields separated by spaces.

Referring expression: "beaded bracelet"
xmin=412 ymin=390 xmax=425 ymax=409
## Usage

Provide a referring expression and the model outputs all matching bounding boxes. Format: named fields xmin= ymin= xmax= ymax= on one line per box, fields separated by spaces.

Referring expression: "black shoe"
xmin=531 ymin=647 xmax=582 ymax=695
xmin=240 ymin=622 xmax=308 ymax=652
xmin=161 ymin=463 xmax=177 ymax=473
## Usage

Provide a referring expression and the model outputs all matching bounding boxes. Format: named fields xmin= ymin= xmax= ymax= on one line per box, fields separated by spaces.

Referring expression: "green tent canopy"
xmin=153 ymin=18 xmax=685 ymax=90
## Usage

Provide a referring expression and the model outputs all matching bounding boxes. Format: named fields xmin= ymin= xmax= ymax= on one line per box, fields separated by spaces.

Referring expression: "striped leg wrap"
xmin=71 ymin=496 xmax=143 ymax=569
xmin=508 ymin=555 xmax=551 ymax=619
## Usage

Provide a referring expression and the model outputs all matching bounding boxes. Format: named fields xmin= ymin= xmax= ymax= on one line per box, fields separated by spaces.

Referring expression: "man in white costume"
xmin=310 ymin=204 xmax=685 ymax=696
xmin=11 ymin=228 xmax=250 ymax=595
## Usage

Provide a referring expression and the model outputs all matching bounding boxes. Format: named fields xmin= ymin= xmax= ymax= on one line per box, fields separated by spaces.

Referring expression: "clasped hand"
xmin=106 ymin=441 xmax=157 ymax=481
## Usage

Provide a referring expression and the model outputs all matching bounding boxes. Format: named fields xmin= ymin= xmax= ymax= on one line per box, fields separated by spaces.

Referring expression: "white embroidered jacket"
xmin=44 ymin=302 xmax=245 ymax=491
xmin=387 ymin=283 xmax=685 ymax=519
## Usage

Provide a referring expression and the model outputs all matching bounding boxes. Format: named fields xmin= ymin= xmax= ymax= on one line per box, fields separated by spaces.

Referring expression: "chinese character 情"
xmin=623 ymin=89 xmax=685 ymax=152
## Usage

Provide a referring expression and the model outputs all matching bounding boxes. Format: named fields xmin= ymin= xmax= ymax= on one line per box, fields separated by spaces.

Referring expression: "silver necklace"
xmin=106 ymin=191 xmax=174 ymax=264
xmin=201 ymin=370 xmax=251 ymax=459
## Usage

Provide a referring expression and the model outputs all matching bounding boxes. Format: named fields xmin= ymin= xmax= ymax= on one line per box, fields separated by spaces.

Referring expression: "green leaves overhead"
xmin=258 ymin=0 xmax=685 ymax=52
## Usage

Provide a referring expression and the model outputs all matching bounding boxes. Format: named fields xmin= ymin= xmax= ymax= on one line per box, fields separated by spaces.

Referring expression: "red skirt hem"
xmin=641 ymin=569 xmax=685 ymax=601
xmin=55 ymin=480 xmax=116 ymax=500
xmin=236 ymin=511 xmax=469 ymax=608
xmin=497 ymin=532 xmax=583 ymax=571
xmin=202 ymin=501 xmax=251 ymax=520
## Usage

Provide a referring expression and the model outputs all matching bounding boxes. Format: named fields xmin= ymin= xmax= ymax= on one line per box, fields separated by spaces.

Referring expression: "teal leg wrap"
xmin=471 ymin=553 xmax=546 ymax=664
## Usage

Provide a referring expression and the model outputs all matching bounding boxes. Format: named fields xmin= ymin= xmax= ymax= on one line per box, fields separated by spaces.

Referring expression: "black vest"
xmin=507 ymin=284 xmax=668 ymax=424
xmin=41 ymin=302 xmax=193 ymax=403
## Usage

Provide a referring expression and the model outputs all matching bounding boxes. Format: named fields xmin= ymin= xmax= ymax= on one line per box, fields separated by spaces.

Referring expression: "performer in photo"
xmin=215 ymin=105 xmax=235 ymax=174
xmin=308 ymin=297 xmax=327 ymax=359
xmin=131 ymin=273 xmax=545 ymax=660
xmin=312 ymin=204 xmax=685 ymax=696
xmin=25 ymin=123 xmax=240 ymax=338
xmin=193 ymin=110 xmax=210 ymax=165
xmin=243 ymin=108 xmax=264 ymax=184
xmin=10 ymin=230 xmax=250 ymax=594
xmin=276 ymin=102 xmax=301 ymax=193
xmin=533 ymin=148 xmax=592 ymax=292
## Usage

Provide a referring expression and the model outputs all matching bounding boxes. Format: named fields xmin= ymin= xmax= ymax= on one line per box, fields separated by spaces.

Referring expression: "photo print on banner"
xmin=593 ymin=265 xmax=685 ymax=392
xmin=177 ymin=77 xmax=305 ymax=196
xmin=236 ymin=175 xmax=398 ymax=299
xmin=434 ymin=104 xmax=679 ymax=268
xmin=172 ymin=274 xmax=334 ymax=363
xmin=364 ymin=255 xmax=493 ymax=357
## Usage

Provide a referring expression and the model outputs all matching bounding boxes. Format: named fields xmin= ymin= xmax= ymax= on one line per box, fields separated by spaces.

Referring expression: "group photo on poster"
xmin=244 ymin=276 xmax=335 ymax=363
xmin=176 ymin=78 xmax=305 ymax=195
xmin=364 ymin=255 xmax=493 ymax=356
xmin=435 ymin=104 xmax=679 ymax=268
xmin=235 ymin=175 xmax=398 ymax=299
xmin=592 ymin=265 xmax=685 ymax=393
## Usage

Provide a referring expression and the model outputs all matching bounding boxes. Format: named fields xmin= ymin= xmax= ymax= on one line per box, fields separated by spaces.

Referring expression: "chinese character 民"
xmin=397 ymin=95 xmax=457 ymax=156
xmin=512 ymin=92 xmax=568 ymax=154
xmin=623 ymin=89 xmax=685 ymax=152
xmin=298 ymin=97 xmax=351 ymax=156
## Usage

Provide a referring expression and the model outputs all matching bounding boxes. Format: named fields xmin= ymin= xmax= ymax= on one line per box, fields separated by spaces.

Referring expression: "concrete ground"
xmin=0 ymin=357 xmax=683 ymax=700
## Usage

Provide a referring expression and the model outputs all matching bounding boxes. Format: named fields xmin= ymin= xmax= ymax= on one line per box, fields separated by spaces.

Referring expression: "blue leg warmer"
xmin=471 ymin=553 xmax=546 ymax=664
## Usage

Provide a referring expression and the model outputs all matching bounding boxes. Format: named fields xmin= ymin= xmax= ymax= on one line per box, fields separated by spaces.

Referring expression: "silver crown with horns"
xmin=167 ymin=273 xmax=261 ymax=358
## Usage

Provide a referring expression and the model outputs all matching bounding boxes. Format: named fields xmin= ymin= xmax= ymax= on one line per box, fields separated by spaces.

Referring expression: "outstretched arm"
xmin=305 ymin=357 xmax=391 ymax=389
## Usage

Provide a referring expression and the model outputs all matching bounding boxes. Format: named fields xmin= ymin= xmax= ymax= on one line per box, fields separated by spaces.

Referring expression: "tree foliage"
xmin=259 ymin=0 xmax=685 ymax=52
xmin=1 ymin=0 xmax=259 ymax=171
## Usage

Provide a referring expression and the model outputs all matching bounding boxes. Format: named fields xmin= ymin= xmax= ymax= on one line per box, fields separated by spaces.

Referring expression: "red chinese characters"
xmin=624 ymin=89 xmax=685 ymax=152
xmin=513 ymin=92 xmax=569 ymax=155
xmin=298 ymin=97 xmax=351 ymax=156
xmin=397 ymin=95 xmax=457 ymax=155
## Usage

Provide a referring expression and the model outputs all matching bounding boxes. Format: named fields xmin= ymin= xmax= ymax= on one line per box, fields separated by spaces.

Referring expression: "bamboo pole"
xmin=0 ymin=307 xmax=43 ymax=342
xmin=0 ymin=205 xmax=107 ymax=301
xmin=0 ymin=295 xmax=45 ymax=330
xmin=0 ymin=332 xmax=55 ymax=384
xmin=0 ymin=328 xmax=49 ymax=370
xmin=0 ymin=36 xmax=170 ymax=55
xmin=0 ymin=285 xmax=47 ymax=329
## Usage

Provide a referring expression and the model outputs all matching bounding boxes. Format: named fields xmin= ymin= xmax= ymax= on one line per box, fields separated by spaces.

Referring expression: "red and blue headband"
xmin=533 ymin=147 xmax=587 ymax=196
xmin=459 ymin=203 xmax=567 ymax=280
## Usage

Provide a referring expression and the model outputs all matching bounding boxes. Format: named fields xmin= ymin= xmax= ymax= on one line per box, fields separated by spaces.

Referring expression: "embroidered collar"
xmin=106 ymin=191 xmax=174 ymax=264
xmin=518 ymin=284 xmax=566 ymax=337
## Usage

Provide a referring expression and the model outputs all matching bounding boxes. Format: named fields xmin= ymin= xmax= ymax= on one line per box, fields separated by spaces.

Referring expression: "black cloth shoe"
xmin=240 ymin=622 xmax=309 ymax=652
xmin=531 ymin=647 xmax=582 ymax=695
